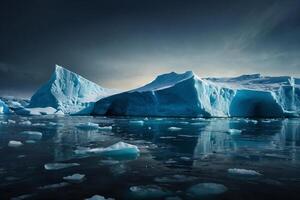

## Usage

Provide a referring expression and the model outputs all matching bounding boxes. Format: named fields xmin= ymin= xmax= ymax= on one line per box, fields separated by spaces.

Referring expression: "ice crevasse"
xmin=93 ymin=71 xmax=300 ymax=118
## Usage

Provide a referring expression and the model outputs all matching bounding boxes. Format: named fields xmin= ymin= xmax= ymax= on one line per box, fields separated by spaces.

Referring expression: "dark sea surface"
xmin=0 ymin=115 xmax=300 ymax=200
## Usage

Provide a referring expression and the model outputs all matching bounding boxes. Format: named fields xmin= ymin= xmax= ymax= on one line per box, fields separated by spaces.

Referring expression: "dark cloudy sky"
xmin=1 ymin=0 xmax=300 ymax=97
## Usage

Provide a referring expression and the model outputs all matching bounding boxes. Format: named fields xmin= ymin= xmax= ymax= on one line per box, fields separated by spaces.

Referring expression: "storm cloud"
xmin=1 ymin=0 xmax=300 ymax=97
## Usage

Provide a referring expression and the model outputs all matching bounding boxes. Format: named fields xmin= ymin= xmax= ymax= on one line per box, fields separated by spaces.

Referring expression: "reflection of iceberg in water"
xmin=53 ymin=127 xmax=114 ymax=161
xmin=272 ymin=119 xmax=300 ymax=161
xmin=193 ymin=120 xmax=236 ymax=157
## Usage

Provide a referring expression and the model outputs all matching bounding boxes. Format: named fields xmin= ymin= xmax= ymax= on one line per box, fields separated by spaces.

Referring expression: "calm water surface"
xmin=0 ymin=115 xmax=300 ymax=200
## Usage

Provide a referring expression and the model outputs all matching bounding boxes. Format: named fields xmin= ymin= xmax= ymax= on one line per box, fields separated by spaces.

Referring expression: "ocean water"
xmin=0 ymin=115 xmax=300 ymax=200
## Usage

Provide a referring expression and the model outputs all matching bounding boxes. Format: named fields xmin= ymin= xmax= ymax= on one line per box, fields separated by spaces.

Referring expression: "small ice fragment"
xmin=228 ymin=129 xmax=242 ymax=135
xmin=100 ymin=160 xmax=120 ymax=165
xmin=75 ymin=142 xmax=140 ymax=157
xmin=63 ymin=173 xmax=85 ymax=183
xmin=168 ymin=127 xmax=182 ymax=131
xmin=129 ymin=185 xmax=172 ymax=199
xmin=8 ymin=119 xmax=16 ymax=124
xmin=32 ymin=123 xmax=47 ymax=127
xmin=8 ymin=140 xmax=23 ymax=147
xmin=44 ymin=163 xmax=80 ymax=170
xmin=76 ymin=122 xmax=99 ymax=130
xmin=98 ymin=126 xmax=112 ymax=130
xmin=85 ymin=195 xmax=115 ymax=200
xmin=228 ymin=168 xmax=262 ymax=176
xmin=38 ymin=182 xmax=69 ymax=190
xmin=0 ymin=121 xmax=8 ymax=125
xmin=20 ymin=131 xmax=43 ymax=140
xmin=187 ymin=183 xmax=227 ymax=198
xmin=165 ymin=159 xmax=177 ymax=164
xmin=129 ymin=120 xmax=144 ymax=126
xmin=180 ymin=156 xmax=191 ymax=161
xmin=154 ymin=175 xmax=197 ymax=183
xmin=159 ymin=136 xmax=176 ymax=139
xmin=19 ymin=120 xmax=32 ymax=126
xmin=25 ymin=140 xmax=36 ymax=144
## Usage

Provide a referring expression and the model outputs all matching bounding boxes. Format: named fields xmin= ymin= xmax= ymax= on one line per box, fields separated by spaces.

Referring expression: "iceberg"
xmin=93 ymin=71 xmax=300 ymax=118
xmin=29 ymin=65 xmax=119 ymax=115
xmin=0 ymin=99 xmax=10 ymax=114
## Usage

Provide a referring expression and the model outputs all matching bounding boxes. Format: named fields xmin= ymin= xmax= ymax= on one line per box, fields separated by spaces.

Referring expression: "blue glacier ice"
xmin=29 ymin=65 xmax=120 ymax=115
xmin=0 ymin=99 xmax=10 ymax=114
xmin=93 ymin=71 xmax=300 ymax=117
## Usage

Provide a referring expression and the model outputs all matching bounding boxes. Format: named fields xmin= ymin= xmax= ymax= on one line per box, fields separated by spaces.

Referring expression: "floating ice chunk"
xmin=63 ymin=173 xmax=85 ymax=183
xmin=8 ymin=119 xmax=16 ymax=124
xmin=75 ymin=142 xmax=140 ymax=157
xmin=180 ymin=156 xmax=191 ymax=161
xmin=228 ymin=129 xmax=242 ymax=135
xmin=32 ymin=123 xmax=47 ymax=127
xmin=16 ymin=107 xmax=58 ymax=115
xmin=25 ymin=140 xmax=36 ymax=144
xmin=228 ymin=168 xmax=262 ymax=176
xmin=168 ymin=127 xmax=182 ymax=131
xmin=187 ymin=183 xmax=227 ymax=198
xmin=100 ymin=160 xmax=120 ymax=165
xmin=38 ymin=182 xmax=69 ymax=190
xmin=0 ymin=121 xmax=8 ymax=125
xmin=76 ymin=122 xmax=99 ymax=130
xmin=129 ymin=185 xmax=172 ymax=199
xmin=98 ymin=126 xmax=113 ymax=130
xmin=20 ymin=131 xmax=43 ymax=140
xmin=44 ymin=163 xmax=80 ymax=170
xmin=8 ymin=140 xmax=23 ymax=147
xmin=154 ymin=175 xmax=197 ymax=183
xmin=85 ymin=195 xmax=115 ymax=200
xmin=159 ymin=136 xmax=176 ymax=139
xmin=129 ymin=120 xmax=144 ymax=125
xmin=19 ymin=120 xmax=32 ymax=126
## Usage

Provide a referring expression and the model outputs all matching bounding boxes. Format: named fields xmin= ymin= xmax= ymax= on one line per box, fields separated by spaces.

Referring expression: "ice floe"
xmin=85 ymin=195 xmax=115 ymax=200
xmin=75 ymin=142 xmax=140 ymax=157
xmin=168 ymin=127 xmax=182 ymax=131
xmin=129 ymin=185 xmax=172 ymax=199
xmin=228 ymin=168 xmax=262 ymax=176
xmin=8 ymin=140 xmax=23 ymax=147
xmin=38 ymin=182 xmax=69 ymax=190
xmin=44 ymin=163 xmax=80 ymax=170
xmin=63 ymin=173 xmax=85 ymax=183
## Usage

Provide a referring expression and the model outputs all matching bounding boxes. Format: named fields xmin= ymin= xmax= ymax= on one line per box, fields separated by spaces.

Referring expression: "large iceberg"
xmin=29 ymin=65 xmax=119 ymax=114
xmin=93 ymin=71 xmax=300 ymax=117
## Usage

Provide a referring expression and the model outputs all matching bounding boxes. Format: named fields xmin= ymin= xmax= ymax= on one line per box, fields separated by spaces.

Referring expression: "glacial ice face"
xmin=0 ymin=99 xmax=10 ymax=114
xmin=29 ymin=65 xmax=119 ymax=114
xmin=93 ymin=71 xmax=300 ymax=117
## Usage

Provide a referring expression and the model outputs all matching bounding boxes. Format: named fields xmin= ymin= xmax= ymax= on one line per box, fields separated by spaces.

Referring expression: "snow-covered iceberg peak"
xmin=135 ymin=70 xmax=195 ymax=92
xmin=93 ymin=71 xmax=300 ymax=118
xmin=29 ymin=65 xmax=119 ymax=114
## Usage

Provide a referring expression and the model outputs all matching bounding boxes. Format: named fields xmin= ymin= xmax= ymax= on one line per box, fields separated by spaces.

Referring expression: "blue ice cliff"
xmin=29 ymin=65 xmax=119 ymax=114
xmin=0 ymin=99 xmax=10 ymax=114
xmin=93 ymin=71 xmax=300 ymax=117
